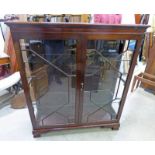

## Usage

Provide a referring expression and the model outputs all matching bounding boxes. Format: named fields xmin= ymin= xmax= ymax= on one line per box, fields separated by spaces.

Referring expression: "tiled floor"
xmin=0 ymin=88 xmax=155 ymax=140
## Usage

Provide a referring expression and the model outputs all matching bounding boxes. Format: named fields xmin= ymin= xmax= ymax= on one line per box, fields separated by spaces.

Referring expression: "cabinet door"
xmin=20 ymin=39 xmax=79 ymax=127
xmin=81 ymin=39 xmax=133 ymax=123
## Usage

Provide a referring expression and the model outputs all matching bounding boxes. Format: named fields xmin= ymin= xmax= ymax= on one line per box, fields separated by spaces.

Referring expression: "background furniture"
xmin=140 ymin=32 xmax=155 ymax=92
xmin=0 ymin=51 xmax=22 ymax=108
xmin=0 ymin=52 xmax=10 ymax=65
xmin=6 ymin=22 xmax=148 ymax=137
xmin=0 ymin=53 xmax=10 ymax=84
xmin=0 ymin=15 xmax=19 ymax=73
xmin=27 ymin=14 xmax=91 ymax=23
xmin=131 ymin=72 xmax=155 ymax=93
xmin=0 ymin=71 xmax=21 ymax=108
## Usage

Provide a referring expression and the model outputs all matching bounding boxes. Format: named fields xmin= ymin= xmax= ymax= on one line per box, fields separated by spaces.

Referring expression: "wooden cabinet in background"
xmin=142 ymin=32 xmax=155 ymax=92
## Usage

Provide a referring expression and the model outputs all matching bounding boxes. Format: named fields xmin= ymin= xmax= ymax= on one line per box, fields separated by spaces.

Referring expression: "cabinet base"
xmin=100 ymin=124 xmax=120 ymax=130
xmin=32 ymin=122 xmax=120 ymax=138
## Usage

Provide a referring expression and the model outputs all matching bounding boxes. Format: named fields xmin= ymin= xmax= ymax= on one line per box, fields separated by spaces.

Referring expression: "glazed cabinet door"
xmin=80 ymin=39 xmax=135 ymax=124
xmin=19 ymin=38 xmax=80 ymax=127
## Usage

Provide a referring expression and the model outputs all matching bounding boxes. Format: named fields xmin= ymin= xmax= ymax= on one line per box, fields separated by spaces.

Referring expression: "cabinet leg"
xmin=33 ymin=131 xmax=41 ymax=138
xmin=111 ymin=125 xmax=120 ymax=130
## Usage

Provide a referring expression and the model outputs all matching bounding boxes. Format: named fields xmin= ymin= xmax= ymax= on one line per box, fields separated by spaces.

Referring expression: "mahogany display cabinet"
xmin=6 ymin=22 xmax=149 ymax=137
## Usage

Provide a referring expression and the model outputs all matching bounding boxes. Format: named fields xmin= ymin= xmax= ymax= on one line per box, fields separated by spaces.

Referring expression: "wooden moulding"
xmin=32 ymin=122 xmax=120 ymax=138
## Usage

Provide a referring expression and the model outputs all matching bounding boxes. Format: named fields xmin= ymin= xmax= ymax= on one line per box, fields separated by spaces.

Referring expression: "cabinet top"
xmin=5 ymin=21 xmax=149 ymax=30
xmin=5 ymin=22 xmax=149 ymax=40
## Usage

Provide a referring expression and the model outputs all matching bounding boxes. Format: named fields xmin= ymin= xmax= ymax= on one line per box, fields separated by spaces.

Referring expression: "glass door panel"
xmin=82 ymin=40 xmax=135 ymax=123
xmin=20 ymin=39 xmax=77 ymax=127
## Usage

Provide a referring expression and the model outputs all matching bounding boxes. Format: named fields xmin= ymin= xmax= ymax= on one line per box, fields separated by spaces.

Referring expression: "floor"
xmin=0 ymin=87 xmax=155 ymax=141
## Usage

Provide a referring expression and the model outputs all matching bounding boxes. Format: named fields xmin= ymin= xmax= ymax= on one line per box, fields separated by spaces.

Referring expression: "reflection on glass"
xmin=82 ymin=40 xmax=134 ymax=123
xmin=20 ymin=39 xmax=77 ymax=126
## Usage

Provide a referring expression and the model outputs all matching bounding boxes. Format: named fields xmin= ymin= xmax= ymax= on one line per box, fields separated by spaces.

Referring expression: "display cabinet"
xmin=6 ymin=22 xmax=148 ymax=137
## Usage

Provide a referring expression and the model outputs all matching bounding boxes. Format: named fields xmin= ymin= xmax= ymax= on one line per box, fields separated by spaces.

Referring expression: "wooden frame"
xmin=6 ymin=22 xmax=148 ymax=137
xmin=131 ymin=72 xmax=155 ymax=92
xmin=0 ymin=56 xmax=10 ymax=65
xmin=0 ymin=51 xmax=10 ymax=65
